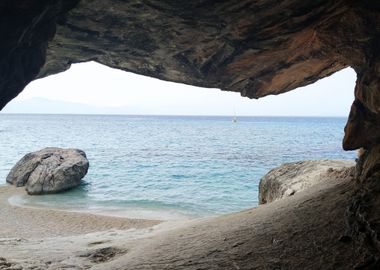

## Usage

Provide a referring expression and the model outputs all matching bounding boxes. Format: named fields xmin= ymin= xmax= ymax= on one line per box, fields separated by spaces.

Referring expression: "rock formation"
xmin=0 ymin=1 xmax=379 ymax=151
xmin=259 ymin=160 xmax=355 ymax=204
xmin=7 ymin=147 xmax=89 ymax=195
xmin=1 ymin=1 xmax=379 ymax=153
xmin=1 ymin=0 xmax=380 ymax=268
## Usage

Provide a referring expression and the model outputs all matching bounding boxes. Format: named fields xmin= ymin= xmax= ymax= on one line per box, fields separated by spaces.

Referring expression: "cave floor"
xmin=0 ymin=168 xmax=363 ymax=270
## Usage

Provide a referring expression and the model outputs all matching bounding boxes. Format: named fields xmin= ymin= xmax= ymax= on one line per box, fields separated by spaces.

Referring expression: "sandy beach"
xmin=0 ymin=185 xmax=166 ymax=269
xmin=0 ymin=165 xmax=360 ymax=269
xmin=0 ymin=185 xmax=161 ymax=239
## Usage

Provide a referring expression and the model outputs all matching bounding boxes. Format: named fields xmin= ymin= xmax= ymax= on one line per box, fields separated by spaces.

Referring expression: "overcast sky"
xmin=3 ymin=62 xmax=356 ymax=116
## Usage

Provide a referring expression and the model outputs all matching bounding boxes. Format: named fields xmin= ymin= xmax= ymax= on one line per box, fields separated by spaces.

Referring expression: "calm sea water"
xmin=0 ymin=114 xmax=355 ymax=219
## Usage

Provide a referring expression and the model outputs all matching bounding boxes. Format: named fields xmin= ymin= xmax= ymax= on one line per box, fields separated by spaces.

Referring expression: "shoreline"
xmin=0 ymin=185 xmax=202 ymax=270
xmin=0 ymin=185 xmax=164 ymax=239
xmin=0 ymin=185 xmax=204 ymax=269
xmin=0 ymin=161 xmax=359 ymax=269
xmin=6 ymin=189 xmax=196 ymax=222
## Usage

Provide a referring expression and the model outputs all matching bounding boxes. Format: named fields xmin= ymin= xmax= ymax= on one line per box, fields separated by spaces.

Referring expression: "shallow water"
xmin=0 ymin=114 xmax=355 ymax=219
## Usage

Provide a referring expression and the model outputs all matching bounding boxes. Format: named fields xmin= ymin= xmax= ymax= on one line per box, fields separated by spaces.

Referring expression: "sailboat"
xmin=232 ymin=109 xmax=237 ymax=123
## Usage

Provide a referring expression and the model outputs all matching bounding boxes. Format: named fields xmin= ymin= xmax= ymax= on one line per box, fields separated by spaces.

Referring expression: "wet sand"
xmin=0 ymin=185 xmax=161 ymax=239
xmin=0 ymin=185 xmax=168 ymax=269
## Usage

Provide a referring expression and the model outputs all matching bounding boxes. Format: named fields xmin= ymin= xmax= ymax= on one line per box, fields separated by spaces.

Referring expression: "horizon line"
xmin=0 ymin=112 xmax=349 ymax=118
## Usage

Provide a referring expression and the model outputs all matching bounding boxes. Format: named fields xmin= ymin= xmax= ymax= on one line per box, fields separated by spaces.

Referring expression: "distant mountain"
xmin=1 ymin=97 xmax=139 ymax=115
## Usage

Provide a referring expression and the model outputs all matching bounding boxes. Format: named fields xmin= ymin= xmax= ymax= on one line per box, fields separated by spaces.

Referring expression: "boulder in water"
xmin=6 ymin=147 xmax=89 ymax=195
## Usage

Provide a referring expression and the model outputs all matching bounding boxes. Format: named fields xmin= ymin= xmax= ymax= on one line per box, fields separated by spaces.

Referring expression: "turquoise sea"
xmin=0 ymin=114 xmax=355 ymax=219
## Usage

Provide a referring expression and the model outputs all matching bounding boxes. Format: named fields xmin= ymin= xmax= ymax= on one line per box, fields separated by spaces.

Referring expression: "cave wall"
xmin=0 ymin=1 xmax=380 ymax=164
xmin=0 ymin=0 xmax=79 ymax=109
xmin=1 ymin=0 xmax=380 ymax=268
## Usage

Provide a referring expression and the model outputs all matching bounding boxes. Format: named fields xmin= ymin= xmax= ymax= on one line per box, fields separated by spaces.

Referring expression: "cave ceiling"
xmin=1 ymin=0 xmax=380 ymax=149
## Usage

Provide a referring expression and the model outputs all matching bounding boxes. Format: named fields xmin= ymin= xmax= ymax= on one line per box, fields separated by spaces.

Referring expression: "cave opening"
xmin=2 ymin=0 xmax=380 ymax=268
xmin=0 ymin=62 xmax=357 ymax=219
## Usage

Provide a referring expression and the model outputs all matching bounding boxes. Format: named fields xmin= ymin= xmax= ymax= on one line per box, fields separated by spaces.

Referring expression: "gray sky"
xmin=4 ymin=62 xmax=356 ymax=116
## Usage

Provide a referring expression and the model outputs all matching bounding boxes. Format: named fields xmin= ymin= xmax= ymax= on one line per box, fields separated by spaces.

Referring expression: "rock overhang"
xmin=1 ymin=0 xmax=380 ymax=150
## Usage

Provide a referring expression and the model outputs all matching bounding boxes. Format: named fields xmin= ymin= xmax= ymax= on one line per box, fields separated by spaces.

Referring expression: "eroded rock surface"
xmin=40 ymin=0 xmax=347 ymax=96
xmin=7 ymin=147 xmax=89 ymax=195
xmin=259 ymin=160 xmax=355 ymax=204
xmin=0 ymin=1 xmax=79 ymax=109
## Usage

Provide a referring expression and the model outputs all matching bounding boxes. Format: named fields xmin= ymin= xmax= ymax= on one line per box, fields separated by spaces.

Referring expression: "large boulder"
xmin=6 ymin=147 xmax=89 ymax=195
xmin=258 ymin=160 xmax=355 ymax=204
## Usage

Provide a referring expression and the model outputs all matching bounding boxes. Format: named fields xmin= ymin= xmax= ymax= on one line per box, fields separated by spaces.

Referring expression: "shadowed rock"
xmin=6 ymin=147 xmax=89 ymax=195
xmin=259 ymin=160 xmax=355 ymax=204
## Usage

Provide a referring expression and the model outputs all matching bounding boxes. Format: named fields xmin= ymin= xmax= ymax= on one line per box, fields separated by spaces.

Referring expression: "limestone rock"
xmin=6 ymin=147 xmax=89 ymax=195
xmin=258 ymin=160 xmax=355 ymax=204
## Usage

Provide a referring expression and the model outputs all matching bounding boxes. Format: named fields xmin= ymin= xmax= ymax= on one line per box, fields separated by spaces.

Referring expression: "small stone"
xmin=284 ymin=189 xmax=296 ymax=197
